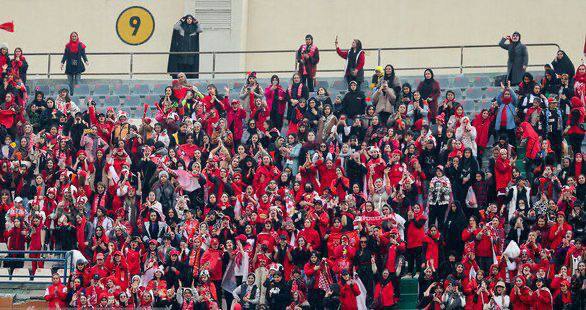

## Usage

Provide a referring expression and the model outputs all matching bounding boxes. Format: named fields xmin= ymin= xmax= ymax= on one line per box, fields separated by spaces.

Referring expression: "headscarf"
xmin=419 ymin=68 xmax=436 ymax=99
xmin=552 ymin=50 xmax=575 ymax=78
xmin=66 ymin=32 xmax=86 ymax=54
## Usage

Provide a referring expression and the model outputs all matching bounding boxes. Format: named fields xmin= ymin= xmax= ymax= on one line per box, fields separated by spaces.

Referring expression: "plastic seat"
xmin=331 ymin=80 xmax=346 ymax=90
xmin=485 ymin=87 xmax=498 ymax=100
xmin=465 ymin=87 xmax=484 ymax=100
xmin=452 ymin=75 xmax=470 ymax=88
xmin=316 ymin=80 xmax=329 ymax=89
xmin=153 ymin=83 xmax=168 ymax=95
xmin=0 ymin=242 xmax=7 ymax=258
xmin=133 ymin=83 xmax=151 ymax=95
xmin=0 ymin=268 xmax=8 ymax=279
xmin=11 ymin=268 xmax=30 ymax=281
xmin=114 ymin=84 xmax=130 ymax=95
xmin=436 ymin=77 xmax=450 ymax=89
xmin=124 ymin=95 xmax=142 ymax=107
xmin=144 ymin=95 xmax=158 ymax=106
xmin=104 ymin=95 xmax=121 ymax=107
xmin=93 ymin=84 xmax=110 ymax=96
xmin=473 ymin=76 xmax=492 ymax=88
xmin=73 ymin=84 xmax=90 ymax=96
xmin=460 ymin=100 xmax=475 ymax=112
xmin=54 ymin=84 xmax=69 ymax=94
xmin=33 ymin=268 xmax=53 ymax=282
xmin=71 ymin=96 xmax=85 ymax=106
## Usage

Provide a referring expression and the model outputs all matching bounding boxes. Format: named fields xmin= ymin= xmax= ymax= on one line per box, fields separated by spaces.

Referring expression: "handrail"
xmin=24 ymin=43 xmax=560 ymax=79
xmin=0 ymin=250 xmax=73 ymax=284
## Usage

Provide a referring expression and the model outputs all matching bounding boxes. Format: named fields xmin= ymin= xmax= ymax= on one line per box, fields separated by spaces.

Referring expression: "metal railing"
xmin=0 ymin=250 xmax=73 ymax=284
xmin=24 ymin=43 xmax=560 ymax=79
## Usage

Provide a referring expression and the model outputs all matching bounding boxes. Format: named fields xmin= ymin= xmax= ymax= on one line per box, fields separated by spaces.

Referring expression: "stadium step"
xmin=398 ymin=278 xmax=419 ymax=309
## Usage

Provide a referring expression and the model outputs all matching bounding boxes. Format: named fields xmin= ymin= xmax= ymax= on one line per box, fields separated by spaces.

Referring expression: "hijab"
xmin=66 ymin=32 xmax=85 ymax=54
xmin=419 ymin=69 xmax=436 ymax=98
xmin=552 ymin=50 xmax=575 ymax=78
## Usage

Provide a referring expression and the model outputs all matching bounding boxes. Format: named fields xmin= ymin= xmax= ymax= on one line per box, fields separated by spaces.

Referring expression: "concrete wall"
xmin=245 ymin=0 xmax=586 ymax=77
xmin=1 ymin=0 xmax=584 ymax=80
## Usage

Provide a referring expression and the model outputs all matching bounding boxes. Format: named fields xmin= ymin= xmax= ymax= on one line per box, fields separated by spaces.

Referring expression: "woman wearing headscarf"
xmin=417 ymin=68 xmax=441 ymax=122
xmin=265 ymin=75 xmax=287 ymax=131
xmin=443 ymin=201 xmax=467 ymax=259
xmin=60 ymin=32 xmax=88 ymax=94
xmin=10 ymin=48 xmax=28 ymax=85
xmin=498 ymin=31 xmax=528 ymax=85
xmin=296 ymin=34 xmax=320 ymax=92
xmin=335 ymin=38 xmax=365 ymax=89
xmin=167 ymin=15 xmax=203 ymax=78
xmin=552 ymin=50 xmax=575 ymax=80
xmin=542 ymin=69 xmax=562 ymax=95
xmin=574 ymin=64 xmax=586 ymax=105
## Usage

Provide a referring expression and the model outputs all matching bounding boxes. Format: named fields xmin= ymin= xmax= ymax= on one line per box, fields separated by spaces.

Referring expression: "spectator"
xmin=552 ymin=50 xmax=575 ymax=80
xmin=10 ymin=48 xmax=28 ymax=84
xmin=335 ymin=37 xmax=365 ymax=89
xmin=417 ymin=69 xmax=441 ymax=122
xmin=296 ymin=34 xmax=320 ymax=92
xmin=498 ymin=31 xmax=528 ymax=85
xmin=60 ymin=32 xmax=88 ymax=95
xmin=168 ymin=15 xmax=203 ymax=79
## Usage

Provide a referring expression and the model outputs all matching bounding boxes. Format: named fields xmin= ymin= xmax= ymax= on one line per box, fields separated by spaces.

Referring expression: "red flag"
xmin=0 ymin=22 xmax=14 ymax=32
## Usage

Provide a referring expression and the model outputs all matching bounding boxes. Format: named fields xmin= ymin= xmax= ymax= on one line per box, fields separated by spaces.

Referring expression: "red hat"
xmin=235 ymin=234 xmax=247 ymax=243
xmin=169 ymin=249 xmax=180 ymax=256
xmin=435 ymin=113 xmax=446 ymax=122
xmin=557 ymin=211 xmax=565 ymax=217
xmin=392 ymin=149 xmax=402 ymax=157
xmin=113 ymin=250 xmax=122 ymax=256
xmin=76 ymin=150 xmax=87 ymax=157
xmin=149 ymin=239 xmax=158 ymax=245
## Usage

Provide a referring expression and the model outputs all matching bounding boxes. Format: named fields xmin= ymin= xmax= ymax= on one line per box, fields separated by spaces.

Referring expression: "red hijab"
xmin=66 ymin=32 xmax=86 ymax=53
xmin=575 ymin=64 xmax=586 ymax=84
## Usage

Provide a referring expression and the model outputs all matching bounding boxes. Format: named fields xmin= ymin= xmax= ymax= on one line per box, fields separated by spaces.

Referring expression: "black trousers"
xmin=301 ymin=75 xmax=315 ymax=92
xmin=429 ymin=204 xmax=447 ymax=230
xmin=406 ymin=246 xmax=423 ymax=275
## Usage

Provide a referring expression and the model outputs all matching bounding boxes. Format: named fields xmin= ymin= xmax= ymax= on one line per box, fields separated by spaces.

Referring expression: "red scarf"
xmin=66 ymin=34 xmax=86 ymax=54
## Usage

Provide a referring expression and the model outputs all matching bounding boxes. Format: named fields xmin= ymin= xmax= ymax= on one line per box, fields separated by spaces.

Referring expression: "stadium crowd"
xmin=0 ymin=32 xmax=585 ymax=310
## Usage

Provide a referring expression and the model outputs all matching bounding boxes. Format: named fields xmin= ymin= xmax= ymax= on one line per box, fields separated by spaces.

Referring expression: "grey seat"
xmin=133 ymin=83 xmax=151 ymax=95
xmin=465 ymin=87 xmax=483 ymax=100
xmin=93 ymin=84 xmax=110 ymax=96
xmin=452 ymin=75 xmax=469 ymax=88
xmin=124 ymin=95 xmax=142 ymax=107
xmin=114 ymin=84 xmax=130 ymax=95
xmin=73 ymin=84 xmax=90 ymax=96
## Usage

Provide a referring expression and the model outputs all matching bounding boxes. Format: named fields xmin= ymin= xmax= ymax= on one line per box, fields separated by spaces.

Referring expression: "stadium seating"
xmin=11 ymin=268 xmax=31 ymax=281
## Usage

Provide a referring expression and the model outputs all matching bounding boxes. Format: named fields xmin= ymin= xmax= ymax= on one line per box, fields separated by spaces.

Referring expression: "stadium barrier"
xmin=0 ymin=250 xmax=74 ymax=284
xmin=22 ymin=43 xmax=560 ymax=79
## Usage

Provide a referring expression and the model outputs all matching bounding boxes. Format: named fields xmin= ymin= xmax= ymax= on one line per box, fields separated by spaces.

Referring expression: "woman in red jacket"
xmin=44 ymin=273 xmax=68 ymax=309
xmin=373 ymin=269 xmax=397 ymax=308
xmin=532 ymin=278 xmax=553 ymax=310
xmin=494 ymin=148 xmax=513 ymax=205
xmin=472 ymin=109 xmax=494 ymax=157
xmin=338 ymin=270 xmax=361 ymax=310
xmin=509 ymin=275 xmax=533 ymax=310
xmin=335 ymin=38 xmax=365 ymax=89
xmin=405 ymin=204 xmax=426 ymax=277
xmin=548 ymin=211 xmax=572 ymax=250
xmin=265 ymin=75 xmax=287 ymax=131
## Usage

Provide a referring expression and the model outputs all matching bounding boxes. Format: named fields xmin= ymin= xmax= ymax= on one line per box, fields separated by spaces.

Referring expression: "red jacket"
xmin=336 ymin=48 xmax=365 ymax=75
xmin=548 ymin=222 xmax=572 ymax=250
xmin=472 ymin=113 xmax=493 ymax=148
xmin=406 ymin=215 xmax=426 ymax=249
xmin=374 ymin=280 xmax=396 ymax=307
xmin=316 ymin=160 xmax=337 ymax=193
xmin=264 ymin=85 xmax=287 ymax=115
xmin=385 ymin=240 xmax=406 ymax=273
xmin=226 ymin=107 xmax=247 ymax=142
xmin=338 ymin=281 xmax=361 ymax=310
xmin=494 ymin=157 xmax=512 ymax=191
xmin=532 ymin=287 xmax=553 ymax=310
xmin=509 ymin=285 xmax=533 ymax=310
xmin=44 ymin=282 xmax=68 ymax=309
